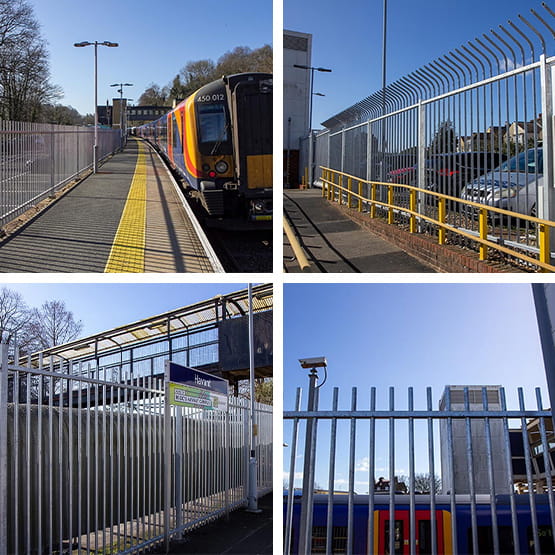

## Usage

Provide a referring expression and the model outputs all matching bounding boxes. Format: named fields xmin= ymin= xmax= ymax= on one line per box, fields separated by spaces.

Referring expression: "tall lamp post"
xmin=74 ymin=40 xmax=119 ymax=173
xmin=294 ymin=64 xmax=332 ymax=188
xmin=110 ymin=82 xmax=133 ymax=147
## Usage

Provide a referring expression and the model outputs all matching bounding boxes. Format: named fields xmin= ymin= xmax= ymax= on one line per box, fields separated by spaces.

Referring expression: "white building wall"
xmin=284 ymin=30 xmax=312 ymax=152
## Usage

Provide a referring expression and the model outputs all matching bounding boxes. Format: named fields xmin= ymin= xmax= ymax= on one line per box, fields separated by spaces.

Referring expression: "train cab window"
xmin=311 ymin=525 xmax=348 ymax=553
xmin=197 ymin=103 xmax=228 ymax=143
xmin=384 ymin=520 xmax=404 ymax=554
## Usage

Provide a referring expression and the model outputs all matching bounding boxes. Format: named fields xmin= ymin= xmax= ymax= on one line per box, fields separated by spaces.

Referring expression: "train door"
xmin=376 ymin=510 xmax=447 ymax=554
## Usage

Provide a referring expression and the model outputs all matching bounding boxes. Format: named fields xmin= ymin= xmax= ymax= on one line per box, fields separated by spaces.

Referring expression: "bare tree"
xmin=215 ymin=45 xmax=272 ymax=76
xmin=0 ymin=286 xmax=30 ymax=344
xmin=26 ymin=299 xmax=83 ymax=352
xmin=397 ymin=473 xmax=442 ymax=494
xmin=0 ymin=0 xmax=60 ymax=121
xmin=138 ymin=83 xmax=170 ymax=106
xmin=238 ymin=378 xmax=273 ymax=405
xmin=141 ymin=45 xmax=273 ymax=107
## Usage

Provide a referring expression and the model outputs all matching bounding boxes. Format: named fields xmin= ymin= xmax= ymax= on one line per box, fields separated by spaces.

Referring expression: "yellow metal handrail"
xmin=320 ymin=166 xmax=554 ymax=272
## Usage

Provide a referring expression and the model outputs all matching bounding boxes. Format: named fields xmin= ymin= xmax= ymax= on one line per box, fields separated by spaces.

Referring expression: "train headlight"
xmin=253 ymin=200 xmax=265 ymax=212
xmin=215 ymin=160 xmax=229 ymax=174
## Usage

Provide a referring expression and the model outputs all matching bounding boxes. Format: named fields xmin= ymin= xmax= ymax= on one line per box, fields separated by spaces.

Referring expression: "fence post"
xmin=246 ymin=284 xmax=259 ymax=513
xmin=438 ymin=198 xmax=446 ymax=244
xmin=479 ymin=208 xmax=488 ymax=261
xmin=366 ymin=121 xmax=373 ymax=182
xmin=298 ymin=368 xmax=319 ymax=555
xmin=308 ymin=131 xmax=314 ymax=188
xmin=0 ymin=332 xmax=8 ymax=555
xmin=417 ymin=100 xmax=426 ymax=231
xmin=540 ymin=55 xmax=554 ymax=242
xmin=50 ymin=125 xmax=55 ymax=195
xmin=164 ymin=362 xmax=171 ymax=553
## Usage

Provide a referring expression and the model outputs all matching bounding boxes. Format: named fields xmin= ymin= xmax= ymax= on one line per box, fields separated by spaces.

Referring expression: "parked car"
xmin=386 ymin=165 xmax=417 ymax=184
xmin=422 ymin=152 xmax=507 ymax=199
xmin=460 ymin=148 xmax=542 ymax=218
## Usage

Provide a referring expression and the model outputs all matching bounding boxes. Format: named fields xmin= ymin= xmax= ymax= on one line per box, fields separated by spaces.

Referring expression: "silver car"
xmin=460 ymin=148 xmax=542 ymax=218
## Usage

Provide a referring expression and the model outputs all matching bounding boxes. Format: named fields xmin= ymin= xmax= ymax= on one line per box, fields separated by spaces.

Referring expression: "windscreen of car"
xmin=498 ymin=149 xmax=543 ymax=174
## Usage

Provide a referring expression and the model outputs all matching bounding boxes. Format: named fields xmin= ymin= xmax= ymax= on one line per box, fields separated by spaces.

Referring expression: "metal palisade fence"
xmin=284 ymin=380 xmax=555 ymax=555
xmin=0 ymin=122 xmax=121 ymax=228
xmin=301 ymin=3 xmax=555 ymax=269
xmin=0 ymin=332 xmax=272 ymax=555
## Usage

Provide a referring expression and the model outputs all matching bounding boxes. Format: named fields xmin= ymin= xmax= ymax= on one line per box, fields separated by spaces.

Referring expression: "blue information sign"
xmin=166 ymin=361 xmax=229 ymax=411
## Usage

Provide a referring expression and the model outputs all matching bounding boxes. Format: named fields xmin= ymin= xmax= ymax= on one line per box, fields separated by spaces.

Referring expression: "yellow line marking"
xmin=104 ymin=141 xmax=147 ymax=273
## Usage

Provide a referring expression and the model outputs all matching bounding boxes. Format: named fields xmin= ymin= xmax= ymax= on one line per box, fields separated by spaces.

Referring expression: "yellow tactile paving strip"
xmin=104 ymin=141 xmax=147 ymax=272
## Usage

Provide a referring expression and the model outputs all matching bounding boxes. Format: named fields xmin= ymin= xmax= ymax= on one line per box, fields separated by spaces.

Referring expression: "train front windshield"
xmin=197 ymin=103 xmax=228 ymax=144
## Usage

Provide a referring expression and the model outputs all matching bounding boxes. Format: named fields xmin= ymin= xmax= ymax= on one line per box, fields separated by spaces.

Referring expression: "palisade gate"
xmin=284 ymin=369 xmax=555 ymax=555
xmin=0 ymin=309 xmax=272 ymax=555
xmin=300 ymin=3 xmax=555 ymax=269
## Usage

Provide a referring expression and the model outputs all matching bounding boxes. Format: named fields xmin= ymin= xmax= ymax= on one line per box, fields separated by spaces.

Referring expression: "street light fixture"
xmin=110 ymin=82 xmax=133 ymax=146
xmin=293 ymin=64 xmax=332 ymax=188
xmin=74 ymin=40 xmax=119 ymax=173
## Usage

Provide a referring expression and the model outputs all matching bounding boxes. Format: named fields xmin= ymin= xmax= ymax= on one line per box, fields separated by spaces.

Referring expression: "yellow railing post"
xmin=370 ymin=183 xmax=376 ymax=218
xmin=438 ymin=198 xmax=446 ymax=245
xmin=337 ymin=174 xmax=342 ymax=204
xmin=539 ymin=223 xmax=551 ymax=270
xmin=347 ymin=177 xmax=352 ymax=208
xmin=388 ymin=185 xmax=394 ymax=224
xmin=358 ymin=181 xmax=362 ymax=212
xmin=409 ymin=189 xmax=416 ymax=233
xmin=479 ymin=208 xmax=488 ymax=260
xmin=328 ymin=172 xmax=333 ymax=201
xmin=322 ymin=170 xmax=326 ymax=197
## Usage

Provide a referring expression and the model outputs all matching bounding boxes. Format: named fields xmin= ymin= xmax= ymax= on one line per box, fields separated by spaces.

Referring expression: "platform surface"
xmin=284 ymin=189 xmax=436 ymax=273
xmin=0 ymin=138 xmax=219 ymax=273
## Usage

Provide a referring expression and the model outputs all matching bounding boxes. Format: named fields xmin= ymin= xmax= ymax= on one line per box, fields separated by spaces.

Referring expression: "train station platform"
xmin=155 ymin=493 xmax=273 ymax=554
xmin=284 ymin=189 xmax=436 ymax=273
xmin=0 ymin=138 xmax=222 ymax=273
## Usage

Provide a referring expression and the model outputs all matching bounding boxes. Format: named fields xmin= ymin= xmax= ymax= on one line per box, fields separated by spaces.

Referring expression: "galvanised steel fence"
xmin=302 ymin=3 xmax=555 ymax=267
xmin=0 ymin=333 xmax=272 ymax=555
xmin=284 ymin=376 xmax=555 ymax=555
xmin=0 ymin=122 xmax=121 ymax=228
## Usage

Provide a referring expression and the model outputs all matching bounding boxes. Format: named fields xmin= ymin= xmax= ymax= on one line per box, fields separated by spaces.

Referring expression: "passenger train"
xmin=285 ymin=493 xmax=555 ymax=554
xmin=135 ymin=72 xmax=272 ymax=224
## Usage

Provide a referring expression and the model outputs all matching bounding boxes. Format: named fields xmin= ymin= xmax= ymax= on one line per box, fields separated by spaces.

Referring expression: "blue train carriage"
xmin=136 ymin=72 xmax=272 ymax=225
xmin=285 ymin=492 xmax=555 ymax=554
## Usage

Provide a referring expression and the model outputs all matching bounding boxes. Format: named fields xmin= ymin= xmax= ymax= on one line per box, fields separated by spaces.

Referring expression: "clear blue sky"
xmin=28 ymin=0 xmax=272 ymax=115
xmin=283 ymin=283 xmax=549 ymax=490
xmin=285 ymin=0 xmax=545 ymax=127
xmin=2 ymin=282 xmax=249 ymax=337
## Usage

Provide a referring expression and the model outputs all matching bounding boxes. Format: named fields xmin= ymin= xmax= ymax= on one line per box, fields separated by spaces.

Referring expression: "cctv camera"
xmin=299 ymin=356 xmax=327 ymax=369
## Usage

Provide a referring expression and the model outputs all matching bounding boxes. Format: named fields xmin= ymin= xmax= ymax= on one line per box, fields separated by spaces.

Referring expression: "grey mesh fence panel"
xmin=0 ymin=336 xmax=272 ymax=555
xmin=284 ymin=384 xmax=555 ymax=555
xmin=0 ymin=121 xmax=121 ymax=227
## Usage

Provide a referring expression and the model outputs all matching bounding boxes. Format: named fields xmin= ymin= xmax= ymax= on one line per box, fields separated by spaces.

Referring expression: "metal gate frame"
xmin=0 ymin=333 xmax=272 ymax=555
xmin=284 ymin=371 xmax=554 ymax=555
